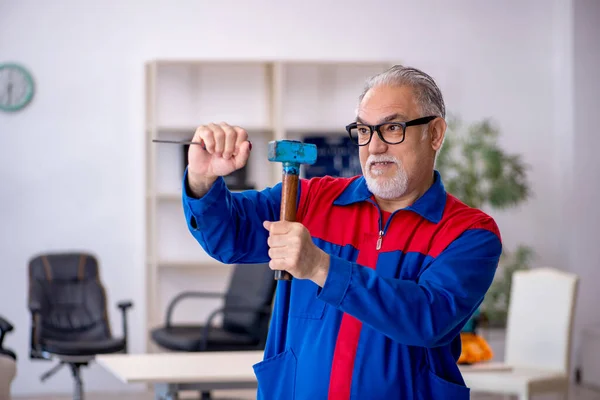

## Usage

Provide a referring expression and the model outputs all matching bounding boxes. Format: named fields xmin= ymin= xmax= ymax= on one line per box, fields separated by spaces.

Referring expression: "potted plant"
xmin=436 ymin=116 xmax=534 ymax=328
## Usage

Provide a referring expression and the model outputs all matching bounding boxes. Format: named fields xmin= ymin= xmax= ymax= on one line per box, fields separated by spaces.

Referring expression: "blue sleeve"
xmin=316 ymin=228 xmax=501 ymax=348
xmin=181 ymin=168 xmax=284 ymax=264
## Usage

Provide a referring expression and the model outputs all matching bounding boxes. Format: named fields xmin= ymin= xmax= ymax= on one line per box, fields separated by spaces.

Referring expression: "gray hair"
xmin=358 ymin=65 xmax=446 ymax=119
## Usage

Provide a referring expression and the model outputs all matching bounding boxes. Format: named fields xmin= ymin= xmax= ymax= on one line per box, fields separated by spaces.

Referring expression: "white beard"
xmin=363 ymin=154 xmax=409 ymax=199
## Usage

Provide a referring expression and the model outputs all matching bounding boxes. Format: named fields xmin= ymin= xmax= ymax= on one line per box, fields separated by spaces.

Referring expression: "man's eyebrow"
xmin=356 ymin=113 xmax=408 ymax=125
xmin=380 ymin=113 xmax=408 ymax=123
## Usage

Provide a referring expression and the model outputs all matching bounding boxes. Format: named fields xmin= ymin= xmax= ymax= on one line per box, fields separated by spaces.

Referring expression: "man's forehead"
xmin=357 ymin=86 xmax=416 ymax=123
xmin=356 ymin=111 xmax=410 ymax=124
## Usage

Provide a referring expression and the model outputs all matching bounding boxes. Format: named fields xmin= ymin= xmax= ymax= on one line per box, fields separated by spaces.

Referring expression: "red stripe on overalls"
xmin=327 ymin=212 xmax=389 ymax=399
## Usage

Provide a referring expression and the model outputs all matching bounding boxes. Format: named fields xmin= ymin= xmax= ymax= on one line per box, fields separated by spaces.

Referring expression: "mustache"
xmin=367 ymin=155 xmax=400 ymax=166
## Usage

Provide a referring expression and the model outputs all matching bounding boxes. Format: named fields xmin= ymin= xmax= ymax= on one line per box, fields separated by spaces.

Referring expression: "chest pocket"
xmin=376 ymin=251 xmax=429 ymax=281
xmin=289 ymin=279 xmax=326 ymax=320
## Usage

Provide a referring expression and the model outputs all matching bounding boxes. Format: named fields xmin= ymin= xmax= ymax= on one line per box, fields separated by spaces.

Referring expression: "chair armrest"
xmin=28 ymin=310 xmax=46 ymax=359
xmin=165 ymin=291 xmax=228 ymax=326
xmin=29 ymin=299 xmax=42 ymax=314
xmin=459 ymin=362 xmax=513 ymax=372
xmin=116 ymin=300 xmax=134 ymax=353
xmin=0 ymin=316 xmax=13 ymax=334
xmin=199 ymin=305 xmax=273 ymax=351
xmin=117 ymin=300 xmax=133 ymax=310
xmin=0 ymin=316 xmax=14 ymax=349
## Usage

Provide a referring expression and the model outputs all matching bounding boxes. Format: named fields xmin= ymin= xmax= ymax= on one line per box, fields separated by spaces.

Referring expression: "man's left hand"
xmin=263 ymin=220 xmax=330 ymax=287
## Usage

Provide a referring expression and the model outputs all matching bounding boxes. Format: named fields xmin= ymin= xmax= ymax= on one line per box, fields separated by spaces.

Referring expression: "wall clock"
xmin=0 ymin=63 xmax=35 ymax=112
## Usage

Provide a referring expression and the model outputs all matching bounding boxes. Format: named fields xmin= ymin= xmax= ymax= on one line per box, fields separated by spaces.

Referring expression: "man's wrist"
xmin=311 ymin=251 xmax=330 ymax=287
xmin=186 ymin=172 xmax=218 ymax=199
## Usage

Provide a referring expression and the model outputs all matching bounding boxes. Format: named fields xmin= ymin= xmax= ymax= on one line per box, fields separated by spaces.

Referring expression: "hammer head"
xmin=268 ymin=140 xmax=317 ymax=174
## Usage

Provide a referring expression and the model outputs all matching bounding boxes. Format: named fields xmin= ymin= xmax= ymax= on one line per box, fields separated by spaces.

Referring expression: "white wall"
xmin=0 ymin=0 xmax=596 ymax=395
xmin=569 ymin=0 xmax=600 ymax=375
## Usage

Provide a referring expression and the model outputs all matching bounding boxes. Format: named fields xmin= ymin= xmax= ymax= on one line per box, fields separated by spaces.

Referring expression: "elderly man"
xmin=181 ymin=65 xmax=502 ymax=399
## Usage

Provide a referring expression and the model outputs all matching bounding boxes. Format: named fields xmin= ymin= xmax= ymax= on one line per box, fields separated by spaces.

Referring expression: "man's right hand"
xmin=186 ymin=122 xmax=252 ymax=198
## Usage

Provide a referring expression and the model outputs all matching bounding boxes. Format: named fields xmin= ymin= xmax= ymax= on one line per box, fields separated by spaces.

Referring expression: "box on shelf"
xmin=302 ymin=134 xmax=362 ymax=179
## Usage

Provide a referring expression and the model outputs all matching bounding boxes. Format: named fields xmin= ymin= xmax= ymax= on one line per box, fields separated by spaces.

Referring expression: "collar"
xmin=333 ymin=170 xmax=447 ymax=224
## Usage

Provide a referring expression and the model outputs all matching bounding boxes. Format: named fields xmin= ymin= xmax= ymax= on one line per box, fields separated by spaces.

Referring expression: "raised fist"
xmin=184 ymin=122 xmax=253 ymax=197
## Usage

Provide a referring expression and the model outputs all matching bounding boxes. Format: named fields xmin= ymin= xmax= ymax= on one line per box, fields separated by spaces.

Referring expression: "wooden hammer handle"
xmin=275 ymin=173 xmax=299 ymax=281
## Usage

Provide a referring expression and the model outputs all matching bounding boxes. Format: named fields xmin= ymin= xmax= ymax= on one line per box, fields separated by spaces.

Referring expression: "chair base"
xmin=40 ymin=355 xmax=94 ymax=400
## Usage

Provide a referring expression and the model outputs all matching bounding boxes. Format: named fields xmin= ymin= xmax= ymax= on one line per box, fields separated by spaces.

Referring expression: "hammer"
xmin=268 ymin=139 xmax=318 ymax=280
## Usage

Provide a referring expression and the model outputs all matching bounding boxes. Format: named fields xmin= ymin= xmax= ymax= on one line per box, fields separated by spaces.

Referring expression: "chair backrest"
xmin=222 ymin=263 xmax=277 ymax=341
xmin=504 ymin=267 xmax=579 ymax=372
xmin=27 ymin=252 xmax=112 ymax=345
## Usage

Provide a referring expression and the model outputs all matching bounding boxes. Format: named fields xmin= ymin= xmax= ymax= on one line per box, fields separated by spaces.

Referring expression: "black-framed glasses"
xmin=345 ymin=116 xmax=437 ymax=146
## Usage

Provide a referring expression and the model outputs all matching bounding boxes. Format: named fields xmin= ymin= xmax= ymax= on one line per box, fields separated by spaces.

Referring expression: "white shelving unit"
xmin=144 ymin=59 xmax=395 ymax=351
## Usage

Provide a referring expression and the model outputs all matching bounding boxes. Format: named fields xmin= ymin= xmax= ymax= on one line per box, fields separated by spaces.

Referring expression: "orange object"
xmin=458 ymin=332 xmax=494 ymax=364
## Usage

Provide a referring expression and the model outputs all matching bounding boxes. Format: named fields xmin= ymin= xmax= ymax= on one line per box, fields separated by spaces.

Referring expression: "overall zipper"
xmin=373 ymin=203 xmax=396 ymax=251
xmin=376 ymin=230 xmax=384 ymax=250
xmin=367 ymin=199 xmax=396 ymax=251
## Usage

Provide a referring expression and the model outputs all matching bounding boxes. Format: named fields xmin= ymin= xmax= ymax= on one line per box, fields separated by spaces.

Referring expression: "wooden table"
xmin=96 ymin=351 xmax=264 ymax=400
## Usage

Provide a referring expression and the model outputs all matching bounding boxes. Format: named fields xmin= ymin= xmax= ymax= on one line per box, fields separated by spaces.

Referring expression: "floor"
xmin=12 ymin=385 xmax=600 ymax=400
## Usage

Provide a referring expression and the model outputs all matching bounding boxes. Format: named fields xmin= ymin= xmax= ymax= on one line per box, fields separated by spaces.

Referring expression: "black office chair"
xmin=151 ymin=263 xmax=276 ymax=399
xmin=27 ymin=252 xmax=133 ymax=400
xmin=0 ymin=316 xmax=16 ymax=400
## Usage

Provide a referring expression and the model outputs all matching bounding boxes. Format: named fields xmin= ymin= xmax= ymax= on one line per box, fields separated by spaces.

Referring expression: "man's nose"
xmin=368 ymin=131 xmax=388 ymax=154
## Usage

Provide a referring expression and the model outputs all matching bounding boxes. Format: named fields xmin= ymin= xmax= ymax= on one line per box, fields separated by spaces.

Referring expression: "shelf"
xmin=281 ymin=63 xmax=390 ymax=129
xmin=153 ymin=193 xmax=180 ymax=201
xmin=150 ymin=59 xmax=393 ymax=67
xmin=152 ymin=125 xmax=273 ymax=141
xmin=284 ymin=126 xmax=347 ymax=134
xmin=155 ymin=63 xmax=272 ymax=130
xmin=284 ymin=128 xmax=348 ymax=142
xmin=151 ymin=190 xmax=250 ymax=202
xmin=144 ymin=58 xmax=394 ymax=352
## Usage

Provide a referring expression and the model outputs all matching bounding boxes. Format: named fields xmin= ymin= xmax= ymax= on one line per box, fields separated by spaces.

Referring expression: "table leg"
xmin=154 ymin=383 xmax=179 ymax=400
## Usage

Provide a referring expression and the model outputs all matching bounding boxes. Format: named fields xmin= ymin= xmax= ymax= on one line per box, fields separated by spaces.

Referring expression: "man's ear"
xmin=430 ymin=118 xmax=447 ymax=151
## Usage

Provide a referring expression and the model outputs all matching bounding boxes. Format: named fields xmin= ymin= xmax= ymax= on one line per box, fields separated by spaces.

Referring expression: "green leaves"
xmin=437 ymin=117 xmax=530 ymax=210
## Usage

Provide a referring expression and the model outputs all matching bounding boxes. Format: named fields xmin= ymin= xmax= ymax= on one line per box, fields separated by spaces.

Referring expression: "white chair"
xmin=460 ymin=267 xmax=579 ymax=400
